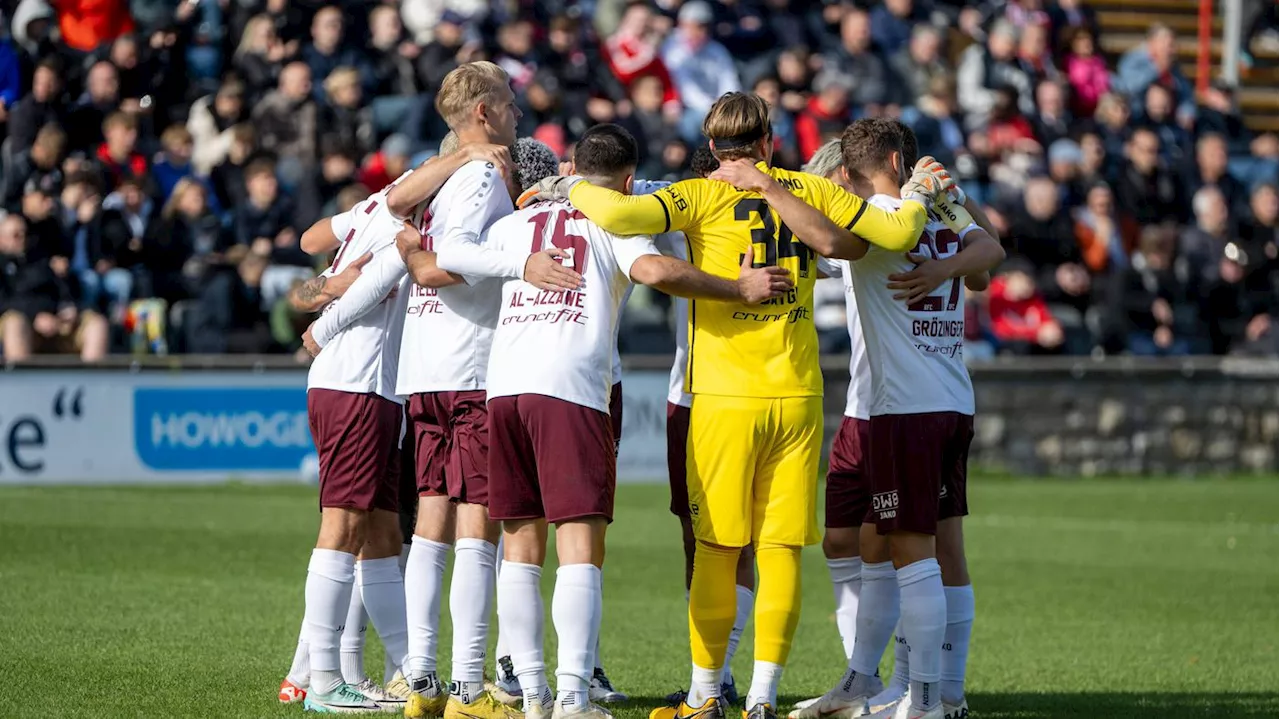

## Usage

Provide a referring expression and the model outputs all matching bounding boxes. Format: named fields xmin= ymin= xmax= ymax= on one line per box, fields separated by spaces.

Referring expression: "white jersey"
xmin=852 ymin=194 xmax=977 ymax=416
xmin=818 ymin=257 xmax=871 ymax=420
xmin=307 ymin=190 xmax=407 ymax=403
xmin=397 ymin=160 xmax=515 ymax=395
xmin=487 ymin=200 xmax=659 ymax=413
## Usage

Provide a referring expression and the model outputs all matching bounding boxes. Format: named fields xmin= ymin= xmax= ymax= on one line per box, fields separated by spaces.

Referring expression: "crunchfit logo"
xmin=871 ymin=490 xmax=898 ymax=519
xmin=133 ymin=388 xmax=311 ymax=471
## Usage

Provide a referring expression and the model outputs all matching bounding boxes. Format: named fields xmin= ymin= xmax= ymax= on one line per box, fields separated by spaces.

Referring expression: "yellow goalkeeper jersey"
xmin=569 ymin=163 xmax=926 ymax=398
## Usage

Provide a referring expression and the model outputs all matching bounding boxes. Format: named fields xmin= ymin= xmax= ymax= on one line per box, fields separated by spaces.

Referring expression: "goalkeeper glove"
xmin=516 ymin=175 xmax=583 ymax=208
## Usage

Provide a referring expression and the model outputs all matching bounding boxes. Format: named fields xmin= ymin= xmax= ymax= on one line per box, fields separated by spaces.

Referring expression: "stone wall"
xmin=819 ymin=356 xmax=1279 ymax=477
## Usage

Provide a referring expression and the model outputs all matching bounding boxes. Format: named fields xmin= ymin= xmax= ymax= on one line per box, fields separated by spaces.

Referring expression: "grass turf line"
xmin=0 ymin=478 xmax=1275 ymax=718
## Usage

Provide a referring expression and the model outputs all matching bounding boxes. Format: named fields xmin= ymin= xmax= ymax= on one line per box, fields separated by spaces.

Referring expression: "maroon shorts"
xmin=406 ymin=390 xmax=489 ymax=505
xmin=866 ymin=411 xmax=973 ymax=535
xmin=487 ymin=394 xmax=617 ymax=523
xmin=826 ymin=416 xmax=871 ymax=528
xmin=610 ymin=382 xmax=623 ymax=457
xmin=307 ymin=389 xmax=402 ymax=512
xmin=666 ymin=402 xmax=691 ymax=517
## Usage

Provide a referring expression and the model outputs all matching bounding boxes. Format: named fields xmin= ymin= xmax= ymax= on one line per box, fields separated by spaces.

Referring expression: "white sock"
xmin=745 ymin=660 xmax=783 ymax=709
xmin=867 ymin=625 xmax=909 ymax=709
xmin=304 ymin=548 xmax=357 ymax=694
xmin=687 ymin=664 xmax=721 ymax=707
xmin=498 ymin=562 xmax=546 ymax=707
xmin=552 ymin=564 xmax=602 ymax=697
xmin=721 ymin=585 xmax=755 ymax=685
xmin=287 ymin=624 xmax=310 ymax=687
xmin=405 ymin=536 xmax=450 ymax=679
xmin=898 ymin=559 xmax=946 ymax=711
xmin=451 ymin=538 xmax=498 ymax=685
xmin=827 ymin=557 xmax=862 ymax=660
xmin=340 ymin=565 xmax=368 ymax=684
xmin=360 ymin=557 xmax=410 ymax=680
xmin=495 ymin=535 xmax=508 ymax=662
xmin=941 ymin=585 xmax=975 ymax=705
xmin=849 ymin=560 xmax=899 ymax=677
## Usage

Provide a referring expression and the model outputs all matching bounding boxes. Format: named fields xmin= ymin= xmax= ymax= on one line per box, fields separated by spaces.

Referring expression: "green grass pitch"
xmin=0 ymin=478 xmax=1275 ymax=718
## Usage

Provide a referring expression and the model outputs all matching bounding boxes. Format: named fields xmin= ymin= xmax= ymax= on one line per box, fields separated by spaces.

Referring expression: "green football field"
xmin=0 ymin=478 xmax=1275 ymax=718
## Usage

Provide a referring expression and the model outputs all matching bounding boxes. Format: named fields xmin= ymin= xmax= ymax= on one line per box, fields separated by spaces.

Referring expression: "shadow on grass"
xmin=627 ymin=693 xmax=1278 ymax=718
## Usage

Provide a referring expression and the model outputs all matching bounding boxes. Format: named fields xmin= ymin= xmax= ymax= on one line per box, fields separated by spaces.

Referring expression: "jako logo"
xmin=134 ymin=388 xmax=311 ymax=470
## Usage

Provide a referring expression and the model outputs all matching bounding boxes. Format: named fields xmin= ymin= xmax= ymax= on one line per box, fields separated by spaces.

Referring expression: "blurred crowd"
xmin=0 ymin=0 xmax=1275 ymax=361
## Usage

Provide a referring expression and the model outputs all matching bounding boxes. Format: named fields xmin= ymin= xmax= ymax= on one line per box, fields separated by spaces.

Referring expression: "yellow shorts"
xmin=686 ymin=394 xmax=824 ymax=548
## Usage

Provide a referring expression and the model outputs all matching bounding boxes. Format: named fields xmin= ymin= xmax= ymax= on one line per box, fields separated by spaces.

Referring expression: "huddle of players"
xmin=282 ymin=57 xmax=1003 ymax=719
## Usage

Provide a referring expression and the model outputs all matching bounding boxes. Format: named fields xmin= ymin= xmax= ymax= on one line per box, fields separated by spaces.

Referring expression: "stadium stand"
xmin=0 ymin=0 xmax=1275 ymax=361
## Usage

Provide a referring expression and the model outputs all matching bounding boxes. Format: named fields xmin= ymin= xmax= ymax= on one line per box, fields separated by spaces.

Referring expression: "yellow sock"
xmin=689 ymin=542 xmax=740 ymax=672
xmin=754 ymin=544 xmax=803 ymax=665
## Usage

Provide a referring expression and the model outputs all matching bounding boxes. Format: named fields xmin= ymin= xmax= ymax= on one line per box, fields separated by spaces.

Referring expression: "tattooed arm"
xmin=287 ymin=252 xmax=373 ymax=313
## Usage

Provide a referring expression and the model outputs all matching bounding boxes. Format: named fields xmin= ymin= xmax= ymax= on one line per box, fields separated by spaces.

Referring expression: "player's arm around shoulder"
xmin=567 ymin=178 xmax=698 ymax=236
xmin=397 ymin=220 xmax=465 ymax=290
xmin=308 ymin=244 xmax=408 ymax=350
xmin=628 ymin=241 xmax=794 ymax=304
xmin=385 ymin=144 xmax=512 ymax=219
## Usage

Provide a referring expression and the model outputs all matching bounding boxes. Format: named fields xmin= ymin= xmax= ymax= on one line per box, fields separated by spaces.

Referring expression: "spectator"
xmin=1188 ymin=133 xmax=1247 ymax=218
xmin=0 ymin=213 xmax=108 ymax=362
xmin=400 ymin=0 xmax=487 ymax=46
xmin=2 ymin=123 xmax=65 ymax=212
xmin=99 ymin=176 xmax=153 ymax=272
xmin=415 ymin=11 xmax=470 ymax=93
xmin=1032 ymin=80 xmax=1072 ymax=147
xmin=1077 ymin=130 xmax=1113 ymax=185
xmin=318 ymin=67 xmax=375 ymax=158
xmin=775 ymin=46 xmax=813 ymax=118
xmin=1046 ymin=0 xmax=1099 ymax=45
xmin=1015 ymin=22 xmax=1060 ymax=86
xmin=209 ymin=124 xmax=255 ymax=214
xmin=1108 ymin=224 xmax=1202 ymax=355
xmin=1239 ymin=183 xmax=1279 ymax=280
xmin=1204 ymin=241 xmax=1278 ymax=355
xmin=888 ymin=24 xmax=948 ymax=108
xmin=987 ymin=263 xmax=1066 ymax=354
xmin=9 ymin=0 xmax=58 ymax=77
xmin=252 ymin=62 xmax=319 ymax=168
xmin=365 ymin=5 xmax=419 ymax=133
xmin=21 ymin=182 xmax=63 ymax=258
xmin=901 ymin=76 xmax=966 ymax=169
xmin=67 ymin=61 xmax=121 ymax=153
xmin=828 ymin=8 xmax=890 ymax=113
xmin=1115 ymin=24 xmax=1194 ymax=121
xmin=139 ymin=177 xmax=224 ymax=305
xmin=956 ymin=20 xmax=1034 ymax=130
xmin=494 ymin=20 xmax=538 ymax=94
xmin=604 ymin=2 xmax=680 ymax=111
xmin=233 ymin=159 xmax=309 ymax=310
xmin=300 ymin=6 xmax=372 ymax=103
xmin=796 ymin=70 xmax=853 ymax=162
xmin=1139 ymin=83 xmax=1191 ymax=164
xmin=150 ymin=124 xmax=197 ymax=202
xmin=233 ymin=14 xmax=289 ymax=100
xmin=869 ymin=0 xmax=924 ymax=57
xmin=1074 ymin=181 xmax=1133 ymax=275
xmin=357 ymin=133 xmax=412 ymax=193
xmin=57 ymin=0 xmax=134 ymax=53
xmin=661 ymin=1 xmax=741 ymax=140
xmin=620 ymin=74 xmax=680 ymax=178
xmin=1180 ymin=186 xmax=1235 ymax=285
xmin=1115 ymin=127 xmax=1184 ymax=225
xmin=188 ymin=79 xmax=247 ymax=175
xmin=61 ymin=172 xmax=135 ymax=320
xmin=95 ymin=111 xmax=150 ymax=195
xmin=1047 ymin=138 xmax=1085 ymax=207
xmin=985 ymin=86 xmax=1040 ymax=158
xmin=1062 ymin=27 xmax=1109 ymax=118
xmin=751 ymin=74 xmax=799 ymax=169
xmin=1194 ymin=81 xmax=1252 ymax=154
xmin=1009 ymin=176 xmax=1093 ymax=319
xmin=7 ymin=58 xmax=64 ymax=149
xmin=1092 ymin=91 xmax=1131 ymax=161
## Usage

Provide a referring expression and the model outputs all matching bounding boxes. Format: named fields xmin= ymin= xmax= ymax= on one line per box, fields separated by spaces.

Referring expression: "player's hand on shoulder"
xmin=735 ymin=244 xmax=793 ymax=303
xmin=302 ymin=322 xmax=322 ymax=358
xmin=516 ymin=175 xmax=584 ymax=209
xmin=462 ymin=142 xmax=512 ymax=175
xmin=330 ymin=252 xmax=373 ymax=296
xmin=523 ymin=249 xmax=585 ymax=291
xmin=396 ymin=221 xmax=422 ymax=261
xmin=888 ymin=252 xmax=951 ymax=304
xmin=709 ymin=158 xmax=773 ymax=194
